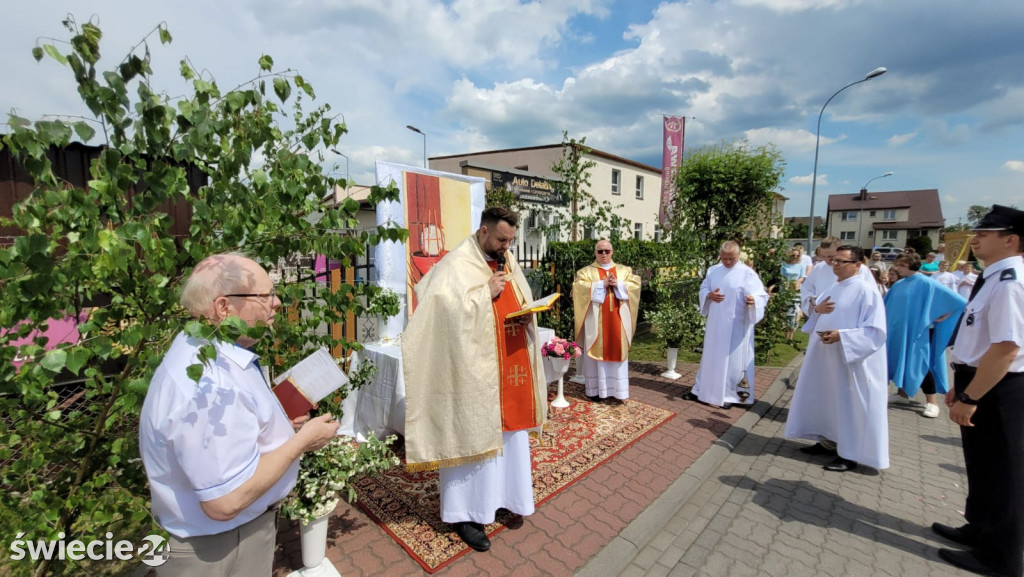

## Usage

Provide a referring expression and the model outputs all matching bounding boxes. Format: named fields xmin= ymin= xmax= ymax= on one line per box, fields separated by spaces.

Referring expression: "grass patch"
xmin=630 ymin=330 xmax=807 ymax=368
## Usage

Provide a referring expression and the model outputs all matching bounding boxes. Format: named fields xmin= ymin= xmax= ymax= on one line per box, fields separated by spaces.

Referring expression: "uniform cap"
xmin=972 ymin=204 xmax=1024 ymax=236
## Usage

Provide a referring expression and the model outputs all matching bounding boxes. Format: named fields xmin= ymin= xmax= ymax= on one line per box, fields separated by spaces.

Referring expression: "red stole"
xmin=489 ymin=261 xmax=538 ymax=431
xmin=598 ymin=267 xmax=626 ymax=362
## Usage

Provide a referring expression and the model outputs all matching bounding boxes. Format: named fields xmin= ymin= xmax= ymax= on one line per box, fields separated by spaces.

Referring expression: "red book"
xmin=273 ymin=377 xmax=317 ymax=420
xmin=271 ymin=347 xmax=349 ymax=420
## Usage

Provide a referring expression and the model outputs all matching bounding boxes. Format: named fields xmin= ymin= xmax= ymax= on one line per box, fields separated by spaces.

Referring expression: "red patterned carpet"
xmin=351 ymin=382 xmax=675 ymax=572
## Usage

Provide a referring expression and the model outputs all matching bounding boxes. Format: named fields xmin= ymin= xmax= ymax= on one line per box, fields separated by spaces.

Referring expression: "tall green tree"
xmin=658 ymin=140 xmax=790 ymax=360
xmin=670 ymin=140 xmax=785 ymax=269
xmin=0 ymin=19 xmax=405 ymax=577
xmin=547 ymin=132 xmax=627 ymax=241
xmin=967 ymin=204 xmax=990 ymax=226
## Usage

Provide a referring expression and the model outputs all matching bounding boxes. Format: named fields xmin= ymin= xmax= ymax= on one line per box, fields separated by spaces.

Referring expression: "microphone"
xmin=496 ymin=254 xmax=506 ymax=271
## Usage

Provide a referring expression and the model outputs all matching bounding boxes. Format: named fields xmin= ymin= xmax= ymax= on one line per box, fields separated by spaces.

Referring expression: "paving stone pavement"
xmin=587 ymin=362 xmax=979 ymax=577
xmin=272 ymin=360 xmax=787 ymax=576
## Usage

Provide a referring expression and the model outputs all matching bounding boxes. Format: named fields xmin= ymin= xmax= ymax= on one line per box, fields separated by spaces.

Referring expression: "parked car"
xmin=873 ymin=246 xmax=903 ymax=261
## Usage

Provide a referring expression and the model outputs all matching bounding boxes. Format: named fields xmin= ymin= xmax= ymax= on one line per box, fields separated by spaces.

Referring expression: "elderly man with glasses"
xmin=139 ymin=253 xmax=340 ymax=576
xmin=785 ymin=245 xmax=890 ymax=473
xmin=572 ymin=239 xmax=641 ymax=404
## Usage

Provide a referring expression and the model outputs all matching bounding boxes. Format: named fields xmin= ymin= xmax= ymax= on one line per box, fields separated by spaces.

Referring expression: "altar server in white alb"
xmin=572 ymin=239 xmax=641 ymax=403
xmin=685 ymin=241 xmax=768 ymax=409
xmin=800 ymin=236 xmax=874 ymax=316
xmin=785 ymin=245 xmax=889 ymax=473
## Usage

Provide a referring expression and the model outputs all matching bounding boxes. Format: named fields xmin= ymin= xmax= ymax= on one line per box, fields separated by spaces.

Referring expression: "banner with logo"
xmin=659 ymin=116 xmax=685 ymax=228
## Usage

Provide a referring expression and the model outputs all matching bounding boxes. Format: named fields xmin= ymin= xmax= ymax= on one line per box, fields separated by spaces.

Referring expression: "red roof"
xmin=827 ymin=189 xmax=944 ymax=229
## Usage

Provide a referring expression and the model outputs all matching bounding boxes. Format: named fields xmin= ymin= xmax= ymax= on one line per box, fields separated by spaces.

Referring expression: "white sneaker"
xmin=922 ymin=403 xmax=940 ymax=418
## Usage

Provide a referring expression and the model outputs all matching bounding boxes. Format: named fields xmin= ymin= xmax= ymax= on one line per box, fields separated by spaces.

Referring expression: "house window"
xmin=654 ymin=229 xmax=663 ymax=242
xmin=634 ymin=223 xmax=643 ymax=240
xmin=882 ymin=230 xmax=899 ymax=240
xmin=869 ymin=210 xmax=876 ymax=217
xmin=841 ymin=211 xmax=857 ymax=221
xmin=635 ymin=176 xmax=644 ymax=199
xmin=840 ymin=231 xmax=856 ymax=240
xmin=584 ymin=225 xmax=595 ymax=240
xmin=883 ymin=209 xmax=896 ymax=220
xmin=527 ymin=211 xmax=538 ymax=229
xmin=908 ymin=229 xmax=928 ymax=238
xmin=610 ymin=216 xmax=621 ymax=241
xmin=611 ymin=169 xmax=621 ymax=195
xmin=868 ymin=231 xmax=874 ymax=237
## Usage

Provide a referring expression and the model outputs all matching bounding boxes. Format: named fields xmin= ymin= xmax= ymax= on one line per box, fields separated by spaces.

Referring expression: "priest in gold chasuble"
xmin=402 ymin=207 xmax=546 ymax=552
xmin=572 ymin=240 xmax=642 ymax=402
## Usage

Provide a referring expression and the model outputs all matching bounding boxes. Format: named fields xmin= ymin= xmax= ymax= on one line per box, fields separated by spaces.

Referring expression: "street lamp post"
xmin=807 ymin=66 xmax=887 ymax=252
xmin=406 ymin=125 xmax=426 ymax=168
xmin=857 ymin=171 xmax=893 ymax=249
xmin=329 ymin=148 xmax=349 ymax=189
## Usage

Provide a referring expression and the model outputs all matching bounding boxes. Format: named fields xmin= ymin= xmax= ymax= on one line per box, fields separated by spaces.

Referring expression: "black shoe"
xmin=799 ymin=443 xmax=838 ymax=456
xmin=607 ymin=398 xmax=624 ymax=406
xmin=682 ymin=392 xmax=699 ymax=402
xmin=585 ymin=394 xmax=601 ymax=402
xmin=823 ymin=457 xmax=857 ymax=472
xmin=932 ymin=522 xmax=979 ymax=547
xmin=454 ymin=522 xmax=491 ymax=552
xmin=938 ymin=548 xmax=1008 ymax=577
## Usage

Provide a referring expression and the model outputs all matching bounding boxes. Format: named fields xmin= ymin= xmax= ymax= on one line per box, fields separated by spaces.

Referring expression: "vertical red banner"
xmin=660 ymin=116 xmax=685 ymax=228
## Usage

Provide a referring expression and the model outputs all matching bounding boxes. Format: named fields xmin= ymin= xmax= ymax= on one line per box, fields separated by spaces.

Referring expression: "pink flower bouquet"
xmin=541 ymin=336 xmax=583 ymax=360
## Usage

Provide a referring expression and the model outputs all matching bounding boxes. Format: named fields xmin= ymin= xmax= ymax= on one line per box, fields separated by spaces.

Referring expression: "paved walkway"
xmin=582 ymin=362 xmax=975 ymax=577
xmin=273 ymin=360 xmax=788 ymax=576
xmin=273 ymin=354 xmax=976 ymax=577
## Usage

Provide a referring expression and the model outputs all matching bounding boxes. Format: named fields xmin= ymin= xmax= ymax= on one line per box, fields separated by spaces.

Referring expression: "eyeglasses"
xmin=596 ymin=250 xmax=612 ymax=255
xmin=225 ymin=289 xmax=277 ymax=303
xmin=832 ymin=259 xmax=860 ymax=265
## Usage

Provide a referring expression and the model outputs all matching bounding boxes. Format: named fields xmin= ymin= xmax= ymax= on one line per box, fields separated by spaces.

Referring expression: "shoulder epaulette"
xmin=1000 ymin=268 xmax=1017 ymax=281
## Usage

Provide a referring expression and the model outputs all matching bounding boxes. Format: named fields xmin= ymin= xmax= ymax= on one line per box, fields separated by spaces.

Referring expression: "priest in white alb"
xmin=785 ymin=245 xmax=889 ymax=473
xmin=572 ymin=239 xmax=641 ymax=403
xmin=685 ymin=241 xmax=768 ymax=409
xmin=402 ymin=207 xmax=547 ymax=553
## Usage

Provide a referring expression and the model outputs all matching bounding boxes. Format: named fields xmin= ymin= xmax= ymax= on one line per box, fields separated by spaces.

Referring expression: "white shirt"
xmin=956 ymin=270 xmax=978 ymax=299
xmin=139 ymin=333 xmax=297 ymax=538
xmin=951 ymin=256 xmax=1024 ymax=371
xmin=933 ymin=271 xmax=959 ymax=292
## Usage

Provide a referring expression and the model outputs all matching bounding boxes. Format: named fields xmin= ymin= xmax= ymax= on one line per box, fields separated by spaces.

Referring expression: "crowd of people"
xmin=134 ymin=204 xmax=1024 ymax=577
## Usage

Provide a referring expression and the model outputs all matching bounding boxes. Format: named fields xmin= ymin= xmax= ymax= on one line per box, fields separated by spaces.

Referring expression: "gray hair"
xmin=720 ymin=240 xmax=741 ymax=255
xmin=179 ymin=252 xmax=251 ymax=318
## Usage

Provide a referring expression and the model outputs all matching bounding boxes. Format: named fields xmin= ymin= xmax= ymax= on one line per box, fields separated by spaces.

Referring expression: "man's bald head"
xmin=595 ymin=239 xmax=614 ymax=265
xmin=180 ymin=253 xmax=265 ymax=318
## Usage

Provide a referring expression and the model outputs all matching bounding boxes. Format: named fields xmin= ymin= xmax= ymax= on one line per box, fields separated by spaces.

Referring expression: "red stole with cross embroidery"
xmin=489 ymin=260 xmax=539 ymax=431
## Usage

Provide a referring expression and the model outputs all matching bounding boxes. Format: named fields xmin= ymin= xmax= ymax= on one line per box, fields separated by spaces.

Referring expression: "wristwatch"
xmin=956 ymin=391 xmax=979 ymax=406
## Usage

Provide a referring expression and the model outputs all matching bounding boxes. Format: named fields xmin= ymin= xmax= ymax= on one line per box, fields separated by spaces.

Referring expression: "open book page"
xmin=506 ymin=292 xmax=561 ymax=319
xmin=273 ymin=347 xmax=349 ymax=404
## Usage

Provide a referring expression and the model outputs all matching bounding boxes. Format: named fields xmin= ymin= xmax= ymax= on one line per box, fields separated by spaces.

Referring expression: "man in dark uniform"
xmin=933 ymin=204 xmax=1024 ymax=577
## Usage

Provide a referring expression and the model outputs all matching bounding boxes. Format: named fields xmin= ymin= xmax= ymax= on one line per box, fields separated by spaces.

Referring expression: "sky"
xmin=2 ymin=0 xmax=1023 ymax=225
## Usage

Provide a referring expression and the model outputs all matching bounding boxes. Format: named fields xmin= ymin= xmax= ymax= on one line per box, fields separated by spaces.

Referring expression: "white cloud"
xmin=887 ymin=132 xmax=917 ymax=146
xmin=790 ymin=173 xmax=827 ymax=186
xmin=733 ymin=0 xmax=852 ymax=13
xmin=1004 ymin=160 xmax=1024 ymax=172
